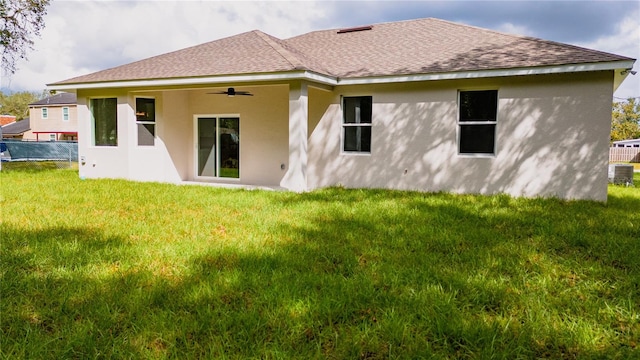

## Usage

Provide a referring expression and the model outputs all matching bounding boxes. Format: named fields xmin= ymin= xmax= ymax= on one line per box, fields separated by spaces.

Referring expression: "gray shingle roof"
xmin=30 ymin=93 xmax=77 ymax=106
xmin=287 ymin=18 xmax=633 ymax=78
xmin=1 ymin=118 xmax=30 ymax=135
xmin=50 ymin=18 xmax=634 ymax=86
xmin=53 ymin=30 xmax=329 ymax=85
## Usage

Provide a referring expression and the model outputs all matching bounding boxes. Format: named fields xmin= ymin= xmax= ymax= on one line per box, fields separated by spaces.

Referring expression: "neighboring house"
xmin=1 ymin=118 xmax=31 ymax=139
xmin=26 ymin=93 xmax=78 ymax=141
xmin=612 ymin=138 xmax=640 ymax=148
xmin=1 ymin=115 xmax=17 ymax=126
xmin=48 ymin=18 xmax=636 ymax=201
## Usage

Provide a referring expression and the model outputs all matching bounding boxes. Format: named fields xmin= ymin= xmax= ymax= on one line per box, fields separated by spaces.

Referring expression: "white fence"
xmin=609 ymin=147 xmax=640 ymax=163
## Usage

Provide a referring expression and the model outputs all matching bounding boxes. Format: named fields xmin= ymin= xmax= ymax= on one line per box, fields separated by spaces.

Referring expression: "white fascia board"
xmin=336 ymin=60 xmax=636 ymax=85
xmin=49 ymin=60 xmax=634 ymax=91
xmin=48 ymin=71 xmax=337 ymax=91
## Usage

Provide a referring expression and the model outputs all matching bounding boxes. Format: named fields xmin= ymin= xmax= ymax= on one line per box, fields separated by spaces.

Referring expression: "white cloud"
xmin=576 ymin=11 xmax=640 ymax=99
xmin=1 ymin=8 xmax=90 ymax=91
xmin=2 ymin=0 xmax=638 ymax=101
xmin=3 ymin=0 xmax=329 ymax=91
xmin=495 ymin=22 xmax=535 ymax=37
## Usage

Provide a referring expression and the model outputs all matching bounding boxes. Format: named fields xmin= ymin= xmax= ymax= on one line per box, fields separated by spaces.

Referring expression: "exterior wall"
xmin=28 ymin=104 xmax=78 ymax=140
xmin=162 ymin=90 xmax=191 ymax=181
xmin=307 ymin=71 xmax=614 ymax=201
xmin=187 ymin=85 xmax=289 ymax=186
xmin=77 ymin=90 xmax=130 ymax=179
xmin=22 ymin=130 xmax=35 ymax=140
xmin=76 ymin=71 xmax=614 ymax=201
xmin=77 ymin=84 xmax=290 ymax=187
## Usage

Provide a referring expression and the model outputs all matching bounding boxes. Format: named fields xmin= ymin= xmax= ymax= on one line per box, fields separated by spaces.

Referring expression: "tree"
xmin=0 ymin=90 xmax=41 ymax=120
xmin=1 ymin=0 xmax=52 ymax=75
xmin=611 ymin=98 xmax=640 ymax=143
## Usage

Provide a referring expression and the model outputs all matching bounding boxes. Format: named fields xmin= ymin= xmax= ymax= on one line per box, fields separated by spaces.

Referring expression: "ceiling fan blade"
xmin=205 ymin=87 xmax=253 ymax=96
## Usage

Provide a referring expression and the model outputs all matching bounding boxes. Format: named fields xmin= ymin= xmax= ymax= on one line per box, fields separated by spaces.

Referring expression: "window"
xmin=91 ymin=98 xmax=118 ymax=146
xmin=62 ymin=107 xmax=69 ymax=121
xmin=458 ymin=90 xmax=498 ymax=155
xmin=49 ymin=134 xmax=56 ymax=141
xmin=135 ymin=97 xmax=155 ymax=146
xmin=41 ymin=108 xmax=48 ymax=119
xmin=342 ymin=96 xmax=372 ymax=153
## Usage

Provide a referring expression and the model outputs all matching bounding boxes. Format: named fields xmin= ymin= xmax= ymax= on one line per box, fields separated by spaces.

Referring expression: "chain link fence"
xmin=0 ymin=140 xmax=78 ymax=171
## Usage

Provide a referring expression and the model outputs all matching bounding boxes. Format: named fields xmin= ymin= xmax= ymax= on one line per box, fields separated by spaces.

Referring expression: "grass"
xmin=0 ymin=160 xmax=78 ymax=171
xmin=1 ymin=170 xmax=639 ymax=359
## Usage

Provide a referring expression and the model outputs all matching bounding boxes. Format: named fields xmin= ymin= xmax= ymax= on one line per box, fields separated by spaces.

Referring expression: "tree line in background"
xmin=0 ymin=90 xmax=44 ymax=121
xmin=611 ymin=98 xmax=640 ymax=143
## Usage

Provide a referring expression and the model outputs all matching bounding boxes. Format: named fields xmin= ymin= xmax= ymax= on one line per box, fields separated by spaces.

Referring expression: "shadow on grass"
xmin=1 ymin=225 xmax=149 ymax=358
xmin=2 ymin=188 xmax=638 ymax=358
xmin=266 ymin=188 xmax=640 ymax=357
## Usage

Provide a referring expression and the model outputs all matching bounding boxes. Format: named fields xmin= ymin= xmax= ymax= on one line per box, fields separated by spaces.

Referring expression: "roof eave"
xmin=48 ymin=59 xmax=635 ymax=92
xmin=47 ymin=70 xmax=338 ymax=92
xmin=336 ymin=60 xmax=636 ymax=85
xmin=29 ymin=102 xmax=76 ymax=107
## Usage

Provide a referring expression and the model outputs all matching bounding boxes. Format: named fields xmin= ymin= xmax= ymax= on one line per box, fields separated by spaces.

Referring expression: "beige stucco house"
xmin=26 ymin=93 xmax=78 ymax=141
xmin=48 ymin=18 xmax=635 ymax=201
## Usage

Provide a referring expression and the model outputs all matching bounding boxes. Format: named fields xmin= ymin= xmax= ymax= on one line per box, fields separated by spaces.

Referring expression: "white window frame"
xmin=135 ymin=96 xmax=156 ymax=146
xmin=41 ymin=108 xmax=48 ymax=119
xmin=49 ymin=134 xmax=56 ymax=141
xmin=341 ymin=95 xmax=372 ymax=155
xmin=90 ymin=97 xmax=118 ymax=147
xmin=457 ymin=89 xmax=498 ymax=157
xmin=62 ymin=107 xmax=69 ymax=121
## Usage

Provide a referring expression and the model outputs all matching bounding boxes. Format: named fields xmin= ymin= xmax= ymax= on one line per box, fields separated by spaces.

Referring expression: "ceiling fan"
xmin=208 ymin=87 xmax=253 ymax=97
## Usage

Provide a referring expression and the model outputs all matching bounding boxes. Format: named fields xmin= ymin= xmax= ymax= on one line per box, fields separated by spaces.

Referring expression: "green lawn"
xmin=1 ymin=170 xmax=639 ymax=359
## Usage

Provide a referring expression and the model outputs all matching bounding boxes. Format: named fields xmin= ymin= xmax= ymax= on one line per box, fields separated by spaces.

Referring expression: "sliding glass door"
xmin=196 ymin=116 xmax=239 ymax=179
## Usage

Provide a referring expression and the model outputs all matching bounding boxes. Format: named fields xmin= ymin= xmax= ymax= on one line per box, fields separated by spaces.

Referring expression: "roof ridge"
xmin=285 ymin=17 xmax=440 ymax=40
xmin=253 ymin=30 xmax=307 ymax=70
xmin=29 ymin=92 xmax=77 ymax=106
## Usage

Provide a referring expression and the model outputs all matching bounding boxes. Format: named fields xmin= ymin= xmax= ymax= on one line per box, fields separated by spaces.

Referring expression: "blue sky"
xmin=2 ymin=0 xmax=638 ymax=99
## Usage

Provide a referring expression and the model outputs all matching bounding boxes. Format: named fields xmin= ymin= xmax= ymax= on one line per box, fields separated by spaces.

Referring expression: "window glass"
xmin=343 ymin=96 xmax=372 ymax=153
xmin=459 ymin=91 xmax=497 ymax=122
xmin=343 ymin=96 xmax=372 ymax=124
xmin=137 ymin=124 xmax=155 ymax=146
xmin=62 ymin=107 xmax=69 ymax=121
xmin=136 ymin=98 xmax=155 ymax=146
xmin=91 ymin=98 xmax=118 ymax=146
xmin=136 ymin=98 xmax=155 ymax=121
xmin=197 ymin=116 xmax=240 ymax=178
xmin=458 ymin=90 xmax=497 ymax=155
xmin=459 ymin=124 xmax=496 ymax=154
xmin=344 ymin=126 xmax=371 ymax=152
xmin=42 ymin=108 xmax=48 ymax=119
